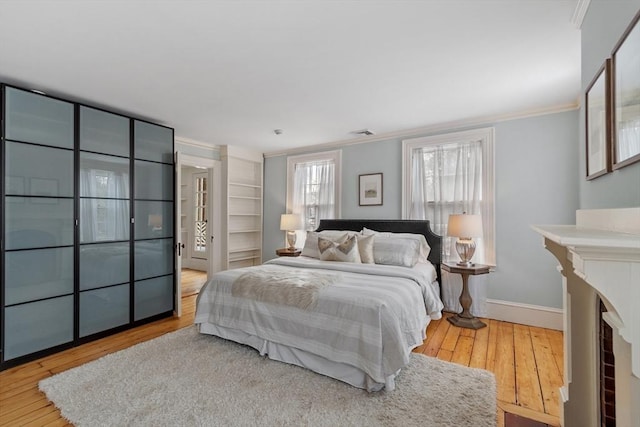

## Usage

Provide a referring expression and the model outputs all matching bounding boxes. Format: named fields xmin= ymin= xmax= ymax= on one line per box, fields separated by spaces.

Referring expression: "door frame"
xmin=174 ymin=152 xmax=221 ymax=317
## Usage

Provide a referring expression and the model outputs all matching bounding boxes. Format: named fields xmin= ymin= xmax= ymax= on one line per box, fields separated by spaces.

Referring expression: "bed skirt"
xmin=197 ymin=320 xmax=430 ymax=392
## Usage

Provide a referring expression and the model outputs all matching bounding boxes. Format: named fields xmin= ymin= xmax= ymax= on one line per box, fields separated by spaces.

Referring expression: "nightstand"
xmin=442 ymin=262 xmax=491 ymax=329
xmin=276 ymin=248 xmax=301 ymax=257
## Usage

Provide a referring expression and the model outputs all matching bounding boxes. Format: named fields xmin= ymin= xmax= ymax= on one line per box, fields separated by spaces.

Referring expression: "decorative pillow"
xmin=371 ymin=236 xmax=421 ymax=267
xmin=356 ymin=234 xmax=375 ymax=264
xmin=362 ymin=227 xmax=431 ymax=263
xmin=318 ymin=235 xmax=362 ymax=263
xmin=301 ymin=231 xmax=351 ymax=259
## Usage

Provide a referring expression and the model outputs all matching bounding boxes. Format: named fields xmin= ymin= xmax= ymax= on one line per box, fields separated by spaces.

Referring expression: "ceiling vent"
xmin=351 ymin=129 xmax=375 ymax=136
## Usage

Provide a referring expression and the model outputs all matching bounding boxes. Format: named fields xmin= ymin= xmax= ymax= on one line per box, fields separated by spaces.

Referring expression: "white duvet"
xmin=194 ymin=257 xmax=444 ymax=388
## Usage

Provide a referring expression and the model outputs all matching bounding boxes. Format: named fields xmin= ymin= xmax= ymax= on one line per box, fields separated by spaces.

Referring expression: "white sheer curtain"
xmin=291 ymin=160 xmax=336 ymax=242
xmin=410 ymin=140 xmax=487 ymax=316
xmin=80 ymin=169 xmax=129 ymax=242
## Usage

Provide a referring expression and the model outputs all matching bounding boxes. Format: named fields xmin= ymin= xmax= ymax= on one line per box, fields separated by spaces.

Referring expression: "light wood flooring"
xmin=0 ymin=282 xmax=563 ymax=426
xmin=180 ymin=268 xmax=207 ymax=297
xmin=415 ymin=314 xmax=563 ymax=427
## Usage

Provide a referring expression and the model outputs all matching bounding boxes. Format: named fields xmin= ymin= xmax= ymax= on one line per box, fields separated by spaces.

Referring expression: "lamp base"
xmin=286 ymin=230 xmax=297 ymax=251
xmin=456 ymin=261 xmax=475 ymax=267
xmin=455 ymin=238 xmax=476 ymax=266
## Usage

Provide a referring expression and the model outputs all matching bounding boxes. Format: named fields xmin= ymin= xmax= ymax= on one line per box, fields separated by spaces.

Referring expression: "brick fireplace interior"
xmin=600 ymin=299 xmax=615 ymax=427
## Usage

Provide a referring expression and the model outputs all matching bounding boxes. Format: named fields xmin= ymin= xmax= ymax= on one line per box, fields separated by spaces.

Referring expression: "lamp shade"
xmin=447 ymin=214 xmax=483 ymax=238
xmin=280 ymin=214 xmax=302 ymax=231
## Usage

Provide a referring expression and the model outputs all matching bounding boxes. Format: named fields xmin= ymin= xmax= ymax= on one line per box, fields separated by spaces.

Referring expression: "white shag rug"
xmin=39 ymin=327 xmax=496 ymax=427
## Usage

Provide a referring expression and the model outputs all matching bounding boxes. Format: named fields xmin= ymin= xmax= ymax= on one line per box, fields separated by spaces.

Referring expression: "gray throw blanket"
xmin=231 ymin=268 xmax=338 ymax=309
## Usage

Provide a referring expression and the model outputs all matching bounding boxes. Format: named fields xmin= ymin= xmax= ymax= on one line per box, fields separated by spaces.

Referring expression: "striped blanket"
xmin=194 ymin=257 xmax=443 ymax=387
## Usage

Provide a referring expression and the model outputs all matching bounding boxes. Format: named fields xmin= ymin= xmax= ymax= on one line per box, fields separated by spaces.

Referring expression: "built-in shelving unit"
xmin=221 ymin=146 xmax=263 ymax=270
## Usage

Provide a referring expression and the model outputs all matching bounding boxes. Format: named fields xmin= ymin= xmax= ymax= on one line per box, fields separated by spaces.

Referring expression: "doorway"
xmin=175 ymin=153 xmax=221 ymax=309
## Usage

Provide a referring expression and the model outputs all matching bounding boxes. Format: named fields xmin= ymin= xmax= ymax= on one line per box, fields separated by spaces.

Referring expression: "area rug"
xmin=39 ymin=327 xmax=496 ymax=426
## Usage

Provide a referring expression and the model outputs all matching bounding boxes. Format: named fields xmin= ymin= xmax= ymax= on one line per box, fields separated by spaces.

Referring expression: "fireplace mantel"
xmin=532 ymin=224 xmax=640 ymax=377
xmin=532 ymin=207 xmax=640 ymax=427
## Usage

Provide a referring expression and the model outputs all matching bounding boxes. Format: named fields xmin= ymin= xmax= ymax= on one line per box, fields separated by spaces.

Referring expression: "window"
xmin=402 ymin=127 xmax=495 ymax=265
xmin=193 ymin=173 xmax=207 ymax=256
xmin=287 ymin=150 xmax=341 ymax=242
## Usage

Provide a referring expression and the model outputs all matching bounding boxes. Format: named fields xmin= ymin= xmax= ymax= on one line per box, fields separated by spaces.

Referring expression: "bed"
xmin=194 ymin=219 xmax=444 ymax=391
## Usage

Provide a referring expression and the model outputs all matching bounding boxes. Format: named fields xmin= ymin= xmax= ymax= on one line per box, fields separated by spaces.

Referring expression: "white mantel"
xmin=531 ymin=224 xmax=640 ymax=376
xmin=532 ymin=207 xmax=640 ymax=427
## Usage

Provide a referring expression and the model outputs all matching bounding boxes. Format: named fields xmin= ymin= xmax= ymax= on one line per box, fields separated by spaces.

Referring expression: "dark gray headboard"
xmin=316 ymin=219 xmax=442 ymax=285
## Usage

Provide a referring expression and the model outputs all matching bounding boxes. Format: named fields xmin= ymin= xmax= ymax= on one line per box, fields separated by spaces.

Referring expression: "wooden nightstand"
xmin=276 ymin=248 xmax=301 ymax=257
xmin=442 ymin=262 xmax=491 ymax=329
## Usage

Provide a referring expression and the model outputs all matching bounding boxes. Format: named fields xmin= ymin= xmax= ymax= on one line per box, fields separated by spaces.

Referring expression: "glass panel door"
xmin=78 ymin=108 xmax=131 ymax=338
xmin=193 ymin=172 xmax=208 ymax=260
xmin=133 ymin=120 xmax=174 ymax=321
xmin=3 ymin=88 xmax=75 ymax=361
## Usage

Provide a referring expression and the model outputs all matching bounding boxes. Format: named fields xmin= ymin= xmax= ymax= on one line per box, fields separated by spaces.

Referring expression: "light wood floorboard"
xmin=0 ymin=294 xmax=562 ymax=426
xmin=180 ymin=268 xmax=207 ymax=297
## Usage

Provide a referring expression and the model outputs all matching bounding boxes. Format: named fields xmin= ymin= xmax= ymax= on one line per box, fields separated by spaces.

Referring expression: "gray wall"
xmin=579 ymin=0 xmax=640 ymax=208
xmin=263 ymin=110 xmax=579 ymax=309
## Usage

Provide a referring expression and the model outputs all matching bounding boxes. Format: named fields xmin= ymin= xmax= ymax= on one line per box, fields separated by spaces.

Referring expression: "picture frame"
xmin=611 ymin=9 xmax=640 ymax=170
xmin=585 ymin=59 xmax=612 ymax=180
xmin=359 ymin=173 xmax=383 ymax=206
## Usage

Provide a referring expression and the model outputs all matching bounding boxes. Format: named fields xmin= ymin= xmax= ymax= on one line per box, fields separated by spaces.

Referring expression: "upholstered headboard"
xmin=316 ymin=219 xmax=442 ymax=285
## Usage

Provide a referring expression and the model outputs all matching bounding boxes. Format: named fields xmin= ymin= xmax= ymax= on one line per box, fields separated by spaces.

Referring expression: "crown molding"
xmin=263 ymin=102 xmax=579 ymax=158
xmin=571 ymin=0 xmax=591 ymax=29
xmin=175 ymin=136 xmax=219 ymax=151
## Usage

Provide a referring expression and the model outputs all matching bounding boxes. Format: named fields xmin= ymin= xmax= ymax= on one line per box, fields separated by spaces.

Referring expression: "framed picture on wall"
xmin=611 ymin=9 xmax=640 ymax=170
xmin=359 ymin=173 xmax=383 ymax=206
xmin=585 ymin=59 xmax=612 ymax=180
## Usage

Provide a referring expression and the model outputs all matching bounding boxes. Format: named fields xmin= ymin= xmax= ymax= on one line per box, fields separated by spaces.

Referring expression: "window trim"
xmin=401 ymin=127 xmax=495 ymax=265
xmin=286 ymin=150 xmax=342 ymax=218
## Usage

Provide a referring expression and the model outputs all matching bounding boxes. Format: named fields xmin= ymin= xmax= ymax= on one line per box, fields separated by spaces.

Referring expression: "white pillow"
xmin=356 ymin=234 xmax=375 ymax=264
xmin=301 ymin=231 xmax=350 ymax=259
xmin=362 ymin=227 xmax=431 ymax=263
xmin=318 ymin=235 xmax=362 ymax=263
xmin=371 ymin=236 xmax=421 ymax=267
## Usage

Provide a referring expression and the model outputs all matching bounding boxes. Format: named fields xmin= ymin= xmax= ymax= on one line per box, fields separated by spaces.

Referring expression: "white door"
xmin=208 ymin=164 xmax=222 ymax=276
xmin=174 ymin=151 xmax=183 ymax=317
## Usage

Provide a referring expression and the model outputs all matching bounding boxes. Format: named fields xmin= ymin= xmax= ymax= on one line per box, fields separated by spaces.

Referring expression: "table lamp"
xmin=447 ymin=213 xmax=483 ymax=266
xmin=280 ymin=214 xmax=302 ymax=251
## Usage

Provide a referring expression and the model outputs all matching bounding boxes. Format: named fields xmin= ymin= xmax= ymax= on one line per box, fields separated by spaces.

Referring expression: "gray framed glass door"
xmin=1 ymin=85 xmax=175 ymax=368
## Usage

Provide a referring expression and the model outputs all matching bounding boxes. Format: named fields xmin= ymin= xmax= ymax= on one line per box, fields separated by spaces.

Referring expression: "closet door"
xmin=2 ymin=87 xmax=75 ymax=360
xmin=78 ymin=106 xmax=131 ymax=337
xmin=133 ymin=121 xmax=174 ymax=321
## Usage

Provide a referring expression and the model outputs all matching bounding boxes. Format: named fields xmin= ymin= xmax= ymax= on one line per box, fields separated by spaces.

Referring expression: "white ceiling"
xmin=0 ymin=0 xmax=581 ymax=153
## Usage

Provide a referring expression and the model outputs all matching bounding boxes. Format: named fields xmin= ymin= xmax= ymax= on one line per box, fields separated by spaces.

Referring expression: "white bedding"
xmin=194 ymin=257 xmax=443 ymax=391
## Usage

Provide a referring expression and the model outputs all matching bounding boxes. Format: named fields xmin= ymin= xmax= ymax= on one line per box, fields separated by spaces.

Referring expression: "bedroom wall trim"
xmin=571 ymin=0 xmax=592 ymax=29
xmin=486 ymin=299 xmax=563 ymax=330
xmin=263 ymin=102 xmax=578 ymax=158
xmin=174 ymin=136 xmax=219 ymax=151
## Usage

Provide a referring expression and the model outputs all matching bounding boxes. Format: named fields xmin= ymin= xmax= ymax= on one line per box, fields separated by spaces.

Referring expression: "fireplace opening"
xmin=599 ymin=299 xmax=616 ymax=427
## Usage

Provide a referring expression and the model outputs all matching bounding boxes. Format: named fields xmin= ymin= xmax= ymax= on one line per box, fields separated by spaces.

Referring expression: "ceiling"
xmin=0 ymin=0 xmax=581 ymax=154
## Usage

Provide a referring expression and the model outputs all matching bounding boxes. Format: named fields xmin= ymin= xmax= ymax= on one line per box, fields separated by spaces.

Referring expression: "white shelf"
xmin=229 ymin=196 xmax=261 ymax=200
xmin=229 ymin=182 xmax=261 ymax=188
xmin=229 ymin=247 xmax=261 ymax=254
xmin=223 ymin=146 xmax=263 ymax=270
xmin=229 ymin=255 xmax=261 ymax=262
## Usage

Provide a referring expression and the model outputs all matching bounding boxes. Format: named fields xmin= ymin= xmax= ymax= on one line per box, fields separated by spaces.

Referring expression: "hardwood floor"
xmin=414 ymin=313 xmax=564 ymax=427
xmin=180 ymin=268 xmax=207 ymax=297
xmin=0 ymin=296 xmax=563 ymax=427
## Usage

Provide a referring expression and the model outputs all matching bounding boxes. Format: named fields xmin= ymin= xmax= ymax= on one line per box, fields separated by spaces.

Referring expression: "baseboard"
xmin=486 ymin=299 xmax=563 ymax=330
